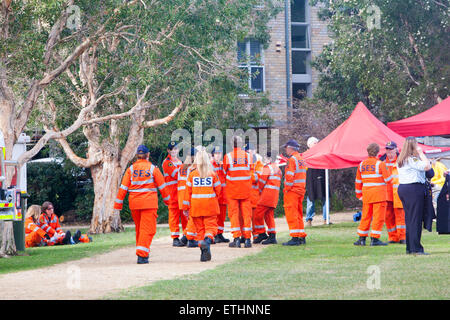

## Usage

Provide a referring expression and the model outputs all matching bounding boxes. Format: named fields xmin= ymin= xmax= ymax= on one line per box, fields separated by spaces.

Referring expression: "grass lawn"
xmin=110 ymin=222 xmax=450 ymax=300
xmin=0 ymin=226 xmax=169 ymax=275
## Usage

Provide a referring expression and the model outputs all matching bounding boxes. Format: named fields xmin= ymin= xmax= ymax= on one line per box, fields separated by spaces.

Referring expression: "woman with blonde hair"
xmin=25 ymin=205 xmax=53 ymax=247
xmin=182 ymin=148 xmax=222 ymax=261
xmin=397 ymin=137 xmax=432 ymax=255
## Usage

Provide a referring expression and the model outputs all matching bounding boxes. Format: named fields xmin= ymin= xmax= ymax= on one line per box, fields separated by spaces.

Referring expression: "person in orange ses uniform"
xmin=183 ymin=148 xmax=222 ymax=262
xmin=178 ymin=147 xmax=199 ymax=248
xmin=163 ymin=141 xmax=188 ymax=247
xmin=223 ymin=136 xmax=254 ymax=248
xmin=282 ymin=139 xmax=308 ymax=246
xmin=114 ymin=145 xmax=170 ymax=264
xmin=38 ymin=201 xmax=75 ymax=245
xmin=253 ymin=151 xmax=281 ymax=245
xmin=211 ymin=146 xmax=230 ymax=243
xmin=354 ymin=143 xmax=392 ymax=246
xmin=25 ymin=205 xmax=54 ymax=247
xmin=381 ymin=141 xmax=406 ymax=244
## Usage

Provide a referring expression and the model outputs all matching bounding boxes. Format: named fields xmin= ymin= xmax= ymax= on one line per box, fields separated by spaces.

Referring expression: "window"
xmin=292 ymin=51 xmax=309 ymax=74
xmin=291 ymin=25 xmax=309 ymax=49
xmin=291 ymin=0 xmax=307 ymax=22
xmin=237 ymin=39 xmax=265 ymax=92
xmin=293 ymin=83 xmax=309 ymax=101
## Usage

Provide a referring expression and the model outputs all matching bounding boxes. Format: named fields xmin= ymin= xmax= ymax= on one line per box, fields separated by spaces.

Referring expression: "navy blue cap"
xmin=385 ymin=141 xmax=398 ymax=150
xmin=211 ymin=146 xmax=223 ymax=154
xmin=137 ymin=145 xmax=149 ymax=154
xmin=283 ymin=139 xmax=300 ymax=149
xmin=167 ymin=141 xmax=179 ymax=150
xmin=190 ymin=147 xmax=198 ymax=157
xmin=244 ymin=143 xmax=255 ymax=151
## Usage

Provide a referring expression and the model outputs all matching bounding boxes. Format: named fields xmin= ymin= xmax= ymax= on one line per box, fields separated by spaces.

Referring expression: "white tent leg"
xmin=326 ymin=169 xmax=330 ymax=225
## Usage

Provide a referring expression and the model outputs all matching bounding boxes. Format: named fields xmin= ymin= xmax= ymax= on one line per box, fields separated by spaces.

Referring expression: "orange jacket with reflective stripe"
xmin=114 ymin=159 xmax=170 ymax=210
xmin=183 ymin=169 xmax=221 ymax=217
xmin=258 ymin=162 xmax=282 ymax=208
xmin=212 ymin=160 xmax=227 ymax=204
xmin=177 ymin=165 xmax=192 ymax=210
xmin=355 ymin=157 xmax=391 ymax=203
xmin=384 ymin=155 xmax=403 ymax=208
xmin=223 ymin=148 xmax=253 ymax=199
xmin=250 ymin=159 xmax=264 ymax=207
xmin=384 ymin=156 xmax=397 ymax=203
xmin=284 ymin=151 xmax=306 ymax=195
xmin=25 ymin=217 xmax=47 ymax=238
xmin=162 ymin=155 xmax=183 ymax=208
xmin=37 ymin=213 xmax=62 ymax=237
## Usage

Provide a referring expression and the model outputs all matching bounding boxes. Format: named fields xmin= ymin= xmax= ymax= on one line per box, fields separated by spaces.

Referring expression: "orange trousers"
xmin=283 ymin=191 xmax=307 ymax=238
xmin=357 ymin=201 xmax=386 ymax=239
xmin=216 ymin=204 xmax=227 ymax=235
xmin=185 ymin=214 xmax=197 ymax=241
xmin=227 ymin=198 xmax=252 ymax=239
xmin=192 ymin=215 xmax=218 ymax=245
xmin=168 ymin=207 xmax=188 ymax=239
xmin=131 ymin=208 xmax=158 ymax=258
xmin=253 ymin=205 xmax=276 ymax=235
xmin=385 ymin=202 xmax=406 ymax=242
xmin=25 ymin=231 xmax=43 ymax=248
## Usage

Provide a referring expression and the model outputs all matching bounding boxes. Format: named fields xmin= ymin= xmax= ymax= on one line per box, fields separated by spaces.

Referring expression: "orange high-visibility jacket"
xmin=284 ymin=151 xmax=307 ymax=195
xmin=384 ymin=156 xmax=397 ymax=203
xmin=223 ymin=148 xmax=253 ymax=199
xmin=114 ymin=159 xmax=170 ymax=210
xmin=384 ymin=156 xmax=403 ymax=209
xmin=38 ymin=213 xmax=63 ymax=237
xmin=25 ymin=217 xmax=47 ymax=238
xmin=355 ymin=157 xmax=392 ymax=203
xmin=251 ymin=159 xmax=264 ymax=207
xmin=162 ymin=155 xmax=183 ymax=208
xmin=182 ymin=168 xmax=222 ymax=217
xmin=212 ymin=159 xmax=227 ymax=204
xmin=258 ymin=162 xmax=282 ymax=208
xmin=177 ymin=165 xmax=193 ymax=210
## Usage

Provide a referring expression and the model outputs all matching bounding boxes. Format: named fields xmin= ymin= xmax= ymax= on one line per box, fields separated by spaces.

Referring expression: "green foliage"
xmin=310 ymin=0 xmax=450 ymax=122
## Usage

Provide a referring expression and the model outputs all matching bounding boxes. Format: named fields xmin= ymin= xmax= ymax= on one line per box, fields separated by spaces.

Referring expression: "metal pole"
xmin=325 ymin=169 xmax=330 ymax=224
xmin=285 ymin=0 xmax=292 ymax=122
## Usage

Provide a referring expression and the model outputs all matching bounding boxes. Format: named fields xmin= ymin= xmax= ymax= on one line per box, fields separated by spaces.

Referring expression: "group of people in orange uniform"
xmin=115 ymin=136 xmax=405 ymax=264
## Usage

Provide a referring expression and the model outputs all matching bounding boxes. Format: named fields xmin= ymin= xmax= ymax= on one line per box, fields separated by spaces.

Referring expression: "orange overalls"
xmin=250 ymin=159 xmax=263 ymax=237
xmin=384 ymin=157 xmax=406 ymax=242
xmin=355 ymin=157 xmax=391 ymax=239
xmin=183 ymin=169 xmax=221 ymax=243
xmin=283 ymin=151 xmax=307 ymax=238
xmin=25 ymin=217 xmax=53 ymax=248
xmin=163 ymin=154 xmax=188 ymax=239
xmin=212 ymin=159 xmax=227 ymax=236
xmin=114 ymin=159 xmax=170 ymax=258
xmin=223 ymin=148 xmax=253 ymax=239
xmin=38 ymin=212 xmax=65 ymax=244
xmin=253 ymin=162 xmax=281 ymax=236
xmin=178 ymin=165 xmax=197 ymax=241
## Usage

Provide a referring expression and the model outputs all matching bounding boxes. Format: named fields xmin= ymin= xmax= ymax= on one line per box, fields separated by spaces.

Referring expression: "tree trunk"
xmin=89 ymin=158 xmax=124 ymax=234
xmin=0 ymin=221 xmax=17 ymax=257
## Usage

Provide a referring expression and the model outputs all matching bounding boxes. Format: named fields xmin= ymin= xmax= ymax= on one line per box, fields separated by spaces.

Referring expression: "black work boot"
xmin=137 ymin=256 xmax=149 ymax=264
xmin=282 ymin=237 xmax=301 ymax=246
xmin=200 ymin=237 xmax=212 ymax=262
xmin=173 ymin=237 xmax=186 ymax=247
xmin=180 ymin=235 xmax=188 ymax=245
xmin=261 ymin=233 xmax=277 ymax=245
xmin=253 ymin=233 xmax=268 ymax=244
xmin=399 ymin=240 xmax=406 ymax=244
xmin=187 ymin=240 xmax=198 ymax=248
xmin=229 ymin=237 xmax=241 ymax=248
xmin=299 ymin=237 xmax=306 ymax=245
xmin=244 ymin=238 xmax=252 ymax=248
xmin=353 ymin=236 xmax=366 ymax=246
xmin=215 ymin=233 xmax=230 ymax=243
xmin=370 ymin=237 xmax=388 ymax=246
xmin=73 ymin=230 xmax=82 ymax=244
xmin=240 ymin=236 xmax=246 ymax=243
xmin=62 ymin=230 xmax=72 ymax=245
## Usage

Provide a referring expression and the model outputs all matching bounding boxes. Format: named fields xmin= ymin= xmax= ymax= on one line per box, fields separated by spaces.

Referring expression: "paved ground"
xmin=0 ymin=212 xmax=353 ymax=300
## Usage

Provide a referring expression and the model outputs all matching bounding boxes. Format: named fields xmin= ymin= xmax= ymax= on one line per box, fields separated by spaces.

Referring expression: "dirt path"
xmin=0 ymin=212 xmax=353 ymax=300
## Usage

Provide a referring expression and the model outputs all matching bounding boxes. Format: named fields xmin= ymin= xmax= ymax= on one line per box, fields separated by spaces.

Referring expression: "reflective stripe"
xmin=228 ymin=166 xmax=250 ymax=172
xmin=355 ymin=190 xmax=362 ymax=194
xmin=375 ymin=161 xmax=381 ymax=175
xmin=33 ymin=227 xmax=39 ymax=232
xmin=385 ymin=163 xmax=395 ymax=167
xmin=164 ymin=173 xmax=169 ymax=177
xmin=221 ymin=183 xmax=226 ymax=187
xmin=120 ymin=184 xmax=128 ymax=191
xmin=361 ymin=174 xmax=382 ymax=178
xmin=171 ymin=232 xmax=180 ymax=236
xmin=115 ymin=199 xmax=123 ymax=204
xmin=363 ymin=182 xmax=386 ymax=187
xmin=285 ymin=182 xmax=293 ymax=186
xmin=269 ymin=176 xmax=281 ymax=181
xmin=393 ymin=184 xmax=399 ymax=188
xmin=286 ymin=171 xmax=294 ymax=176
xmin=187 ymin=232 xmax=197 ymax=236
xmin=183 ymin=200 xmax=190 ymax=206
xmin=214 ymin=181 xmax=221 ymax=187
xmin=217 ymin=226 xmax=224 ymax=230
xmin=162 ymin=196 xmax=170 ymax=201
xmin=243 ymin=227 xmax=252 ymax=231
xmin=252 ymin=185 xmax=259 ymax=189
xmin=295 ymin=169 xmax=306 ymax=173
xmin=178 ymin=176 xmax=187 ymax=181
xmin=205 ymin=233 xmax=214 ymax=238
xmin=267 ymin=228 xmax=276 ymax=232
xmin=129 ymin=188 xmax=157 ymax=192
xmin=387 ymin=227 xmax=397 ymax=232
xmin=136 ymin=246 xmax=150 ymax=253
xmin=357 ymin=229 xmax=369 ymax=234
xmin=230 ymin=227 xmax=241 ymax=232
xmin=177 ymin=186 xmax=186 ymax=191
xmin=254 ymin=225 xmax=265 ymax=229
xmin=396 ymin=225 xmax=406 ymax=229
xmin=259 ymin=179 xmax=267 ymax=184
xmin=226 ymin=175 xmax=251 ymax=181
xmin=355 ymin=179 xmax=362 ymax=183
xmin=385 ymin=175 xmax=393 ymax=182
xmin=264 ymin=185 xmax=280 ymax=191
xmin=131 ymin=179 xmax=154 ymax=185
xmin=290 ymin=229 xmax=304 ymax=233
xmin=186 ymin=181 xmax=192 ymax=187
xmin=165 ymin=180 xmax=178 ymax=186
xmin=371 ymin=230 xmax=382 ymax=235
xmin=192 ymin=193 xmax=216 ymax=199
xmin=171 ymin=168 xmax=180 ymax=178
xmin=293 ymin=179 xmax=305 ymax=184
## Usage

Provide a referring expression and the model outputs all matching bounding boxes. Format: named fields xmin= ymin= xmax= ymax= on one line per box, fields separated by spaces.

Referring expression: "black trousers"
xmin=398 ymin=183 xmax=426 ymax=254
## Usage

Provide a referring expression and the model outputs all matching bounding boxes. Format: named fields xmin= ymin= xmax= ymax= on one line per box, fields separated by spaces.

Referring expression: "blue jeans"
xmin=305 ymin=196 xmax=327 ymax=221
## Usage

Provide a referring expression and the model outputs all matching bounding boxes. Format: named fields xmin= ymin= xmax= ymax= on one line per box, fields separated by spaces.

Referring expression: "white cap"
xmin=307 ymin=136 xmax=319 ymax=149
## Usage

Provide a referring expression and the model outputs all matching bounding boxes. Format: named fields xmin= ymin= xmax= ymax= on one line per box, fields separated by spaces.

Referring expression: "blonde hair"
xmin=397 ymin=137 xmax=419 ymax=168
xmin=193 ymin=148 xmax=214 ymax=178
xmin=26 ymin=205 xmax=42 ymax=221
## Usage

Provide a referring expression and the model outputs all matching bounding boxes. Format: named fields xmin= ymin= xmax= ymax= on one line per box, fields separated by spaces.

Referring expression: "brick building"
xmin=239 ymin=0 xmax=331 ymax=127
